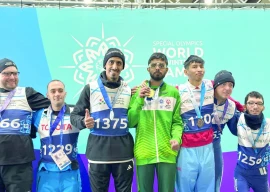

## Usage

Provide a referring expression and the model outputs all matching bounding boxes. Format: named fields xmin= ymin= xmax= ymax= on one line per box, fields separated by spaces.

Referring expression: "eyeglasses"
xmin=149 ymin=63 xmax=167 ymax=69
xmin=1 ymin=72 xmax=20 ymax=77
xmin=247 ymin=101 xmax=264 ymax=106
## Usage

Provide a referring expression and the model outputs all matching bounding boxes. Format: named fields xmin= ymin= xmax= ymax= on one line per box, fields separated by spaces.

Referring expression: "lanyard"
xmin=97 ymin=77 xmax=124 ymax=120
xmin=186 ymin=82 xmax=205 ymax=119
xmin=47 ymin=105 xmax=66 ymax=152
xmin=0 ymin=89 xmax=16 ymax=119
xmin=246 ymin=118 xmax=266 ymax=154
xmin=213 ymin=100 xmax=229 ymax=133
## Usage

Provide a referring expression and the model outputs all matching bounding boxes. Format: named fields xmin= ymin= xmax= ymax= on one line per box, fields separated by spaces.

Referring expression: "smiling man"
xmin=234 ymin=91 xmax=270 ymax=192
xmin=212 ymin=70 xmax=240 ymax=192
xmin=71 ymin=48 xmax=134 ymax=192
xmin=33 ymin=80 xmax=81 ymax=192
xmin=0 ymin=58 xmax=50 ymax=192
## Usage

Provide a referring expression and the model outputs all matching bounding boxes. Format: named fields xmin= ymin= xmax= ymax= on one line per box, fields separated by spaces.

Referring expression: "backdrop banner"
xmin=1 ymin=8 xmax=270 ymax=191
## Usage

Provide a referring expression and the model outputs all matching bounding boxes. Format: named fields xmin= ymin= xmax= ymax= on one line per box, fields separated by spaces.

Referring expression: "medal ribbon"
xmin=47 ymin=105 xmax=66 ymax=153
xmin=186 ymin=82 xmax=206 ymax=121
xmin=213 ymin=100 xmax=229 ymax=133
xmin=0 ymin=89 xmax=16 ymax=120
xmin=97 ymin=77 xmax=124 ymax=120
xmin=246 ymin=118 xmax=266 ymax=154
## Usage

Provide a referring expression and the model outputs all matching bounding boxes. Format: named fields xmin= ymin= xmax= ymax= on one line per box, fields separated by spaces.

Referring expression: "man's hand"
xmin=170 ymin=140 xmax=180 ymax=151
xmin=139 ymin=86 xmax=150 ymax=98
xmin=140 ymin=80 xmax=147 ymax=88
xmin=84 ymin=109 xmax=95 ymax=129
xmin=131 ymin=80 xmax=149 ymax=96
xmin=131 ymin=86 xmax=138 ymax=95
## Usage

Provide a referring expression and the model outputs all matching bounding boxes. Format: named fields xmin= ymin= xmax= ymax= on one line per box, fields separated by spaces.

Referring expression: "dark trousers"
xmin=89 ymin=160 xmax=133 ymax=192
xmin=234 ymin=165 xmax=269 ymax=192
xmin=0 ymin=162 xmax=32 ymax=192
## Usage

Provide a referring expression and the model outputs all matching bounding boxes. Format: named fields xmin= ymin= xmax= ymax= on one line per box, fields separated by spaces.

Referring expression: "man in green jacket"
xmin=128 ymin=52 xmax=184 ymax=192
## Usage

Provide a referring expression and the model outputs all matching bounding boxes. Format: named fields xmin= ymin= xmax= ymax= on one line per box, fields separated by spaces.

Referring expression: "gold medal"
xmin=197 ymin=118 xmax=204 ymax=128
xmin=148 ymin=89 xmax=155 ymax=98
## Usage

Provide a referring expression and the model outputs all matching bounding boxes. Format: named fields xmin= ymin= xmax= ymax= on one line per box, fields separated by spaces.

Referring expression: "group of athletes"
xmin=0 ymin=48 xmax=268 ymax=192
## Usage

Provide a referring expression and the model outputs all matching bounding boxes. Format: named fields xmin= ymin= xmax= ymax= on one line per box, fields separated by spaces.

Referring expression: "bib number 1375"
xmin=94 ymin=118 xmax=127 ymax=129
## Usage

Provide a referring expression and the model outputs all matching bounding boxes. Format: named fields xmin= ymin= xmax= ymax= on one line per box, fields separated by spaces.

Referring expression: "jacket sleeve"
xmin=128 ymin=87 xmax=144 ymax=128
xmin=228 ymin=96 xmax=245 ymax=112
xmin=170 ymin=89 xmax=184 ymax=144
xmin=70 ymin=85 xmax=90 ymax=130
xmin=26 ymin=87 xmax=50 ymax=110
xmin=25 ymin=87 xmax=50 ymax=138
xmin=226 ymin=109 xmax=241 ymax=136
xmin=32 ymin=109 xmax=44 ymax=128
xmin=30 ymin=108 xmax=45 ymax=139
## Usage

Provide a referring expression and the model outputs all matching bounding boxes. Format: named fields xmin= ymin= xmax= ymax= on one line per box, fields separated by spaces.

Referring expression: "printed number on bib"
xmin=238 ymin=151 xmax=262 ymax=166
xmin=42 ymin=144 xmax=73 ymax=156
xmin=0 ymin=118 xmax=20 ymax=128
xmin=188 ymin=114 xmax=211 ymax=126
xmin=95 ymin=118 xmax=127 ymax=129
xmin=213 ymin=131 xmax=220 ymax=139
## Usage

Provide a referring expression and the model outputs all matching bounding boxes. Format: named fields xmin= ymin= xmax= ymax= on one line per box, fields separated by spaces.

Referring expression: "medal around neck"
xmin=197 ymin=118 xmax=204 ymax=128
xmin=148 ymin=89 xmax=155 ymax=99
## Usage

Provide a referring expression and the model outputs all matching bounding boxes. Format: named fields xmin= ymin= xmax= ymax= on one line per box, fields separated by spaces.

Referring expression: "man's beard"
xmin=110 ymin=76 xmax=118 ymax=82
xmin=150 ymin=72 xmax=165 ymax=81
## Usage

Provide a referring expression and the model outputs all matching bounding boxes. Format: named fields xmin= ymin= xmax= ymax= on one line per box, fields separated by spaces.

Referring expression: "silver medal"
xmin=110 ymin=110 xmax=114 ymax=120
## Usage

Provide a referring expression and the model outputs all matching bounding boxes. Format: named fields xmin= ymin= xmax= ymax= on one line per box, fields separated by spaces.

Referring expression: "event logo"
xmin=67 ymin=25 xmax=135 ymax=98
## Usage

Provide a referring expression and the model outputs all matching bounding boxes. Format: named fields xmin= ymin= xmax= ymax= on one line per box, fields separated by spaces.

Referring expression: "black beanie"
xmin=214 ymin=70 xmax=235 ymax=89
xmin=103 ymin=48 xmax=125 ymax=69
xmin=0 ymin=58 xmax=17 ymax=72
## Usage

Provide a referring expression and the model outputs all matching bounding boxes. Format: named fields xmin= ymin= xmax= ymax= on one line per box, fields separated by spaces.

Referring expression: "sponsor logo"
xmin=127 ymin=164 xmax=132 ymax=170
xmin=41 ymin=124 xmax=72 ymax=131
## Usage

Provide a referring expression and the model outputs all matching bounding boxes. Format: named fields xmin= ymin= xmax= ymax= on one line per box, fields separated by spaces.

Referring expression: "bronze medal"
xmin=148 ymin=89 xmax=155 ymax=98
xmin=197 ymin=118 xmax=204 ymax=128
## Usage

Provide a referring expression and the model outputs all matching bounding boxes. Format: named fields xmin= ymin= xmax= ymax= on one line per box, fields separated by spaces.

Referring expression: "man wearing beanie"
xmin=0 ymin=58 xmax=50 ymax=191
xmin=176 ymin=55 xmax=215 ymax=192
xmin=128 ymin=52 xmax=183 ymax=192
xmin=233 ymin=91 xmax=270 ymax=192
xmin=213 ymin=70 xmax=240 ymax=192
xmin=71 ymin=48 xmax=134 ymax=192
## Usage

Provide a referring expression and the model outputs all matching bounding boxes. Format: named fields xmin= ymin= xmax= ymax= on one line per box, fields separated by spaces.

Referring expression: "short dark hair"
xmin=47 ymin=79 xmax=65 ymax=90
xmin=183 ymin=55 xmax=204 ymax=69
xmin=244 ymin=91 xmax=264 ymax=104
xmin=148 ymin=52 xmax=168 ymax=65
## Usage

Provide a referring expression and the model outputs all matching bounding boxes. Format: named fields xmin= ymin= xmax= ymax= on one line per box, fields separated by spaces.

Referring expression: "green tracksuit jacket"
xmin=128 ymin=82 xmax=184 ymax=165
